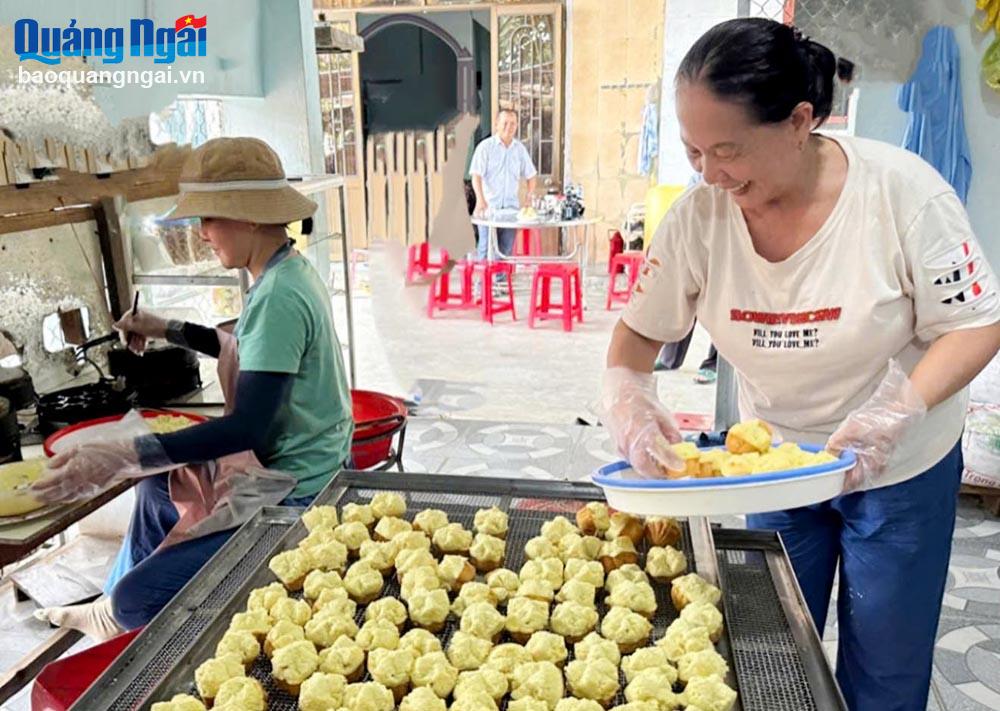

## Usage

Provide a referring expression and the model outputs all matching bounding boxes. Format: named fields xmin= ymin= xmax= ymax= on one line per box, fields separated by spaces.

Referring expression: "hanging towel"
xmin=897 ymin=26 xmax=972 ymax=203
xmin=637 ymin=87 xmax=660 ymax=176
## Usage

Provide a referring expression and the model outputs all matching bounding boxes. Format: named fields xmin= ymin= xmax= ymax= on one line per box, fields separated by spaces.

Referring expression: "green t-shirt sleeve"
xmin=237 ymin=289 xmax=309 ymax=374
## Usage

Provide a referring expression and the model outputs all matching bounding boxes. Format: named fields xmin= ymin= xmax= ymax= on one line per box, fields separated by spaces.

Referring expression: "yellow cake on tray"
xmin=0 ymin=459 xmax=47 ymax=517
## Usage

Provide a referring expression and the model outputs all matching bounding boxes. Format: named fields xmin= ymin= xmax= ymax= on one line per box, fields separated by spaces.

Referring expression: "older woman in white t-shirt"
xmin=603 ymin=18 xmax=1000 ymax=711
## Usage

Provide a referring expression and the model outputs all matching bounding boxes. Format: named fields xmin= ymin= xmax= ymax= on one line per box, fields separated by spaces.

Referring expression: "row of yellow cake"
xmin=152 ymin=495 xmax=736 ymax=711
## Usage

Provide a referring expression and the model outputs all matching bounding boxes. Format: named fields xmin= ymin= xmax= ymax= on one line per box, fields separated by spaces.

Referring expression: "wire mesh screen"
xmin=741 ymin=0 xmax=951 ymax=80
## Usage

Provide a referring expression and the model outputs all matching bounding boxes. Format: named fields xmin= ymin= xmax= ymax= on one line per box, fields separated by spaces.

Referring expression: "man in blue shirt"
xmin=470 ymin=108 xmax=538 ymax=259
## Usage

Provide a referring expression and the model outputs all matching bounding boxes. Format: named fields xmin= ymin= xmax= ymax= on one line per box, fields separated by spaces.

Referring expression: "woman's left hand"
xmin=826 ymin=360 xmax=928 ymax=493
xmin=31 ymin=441 xmax=141 ymax=504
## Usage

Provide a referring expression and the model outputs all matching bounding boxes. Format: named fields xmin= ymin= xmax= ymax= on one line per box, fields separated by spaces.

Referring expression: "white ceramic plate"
xmin=591 ymin=444 xmax=856 ymax=516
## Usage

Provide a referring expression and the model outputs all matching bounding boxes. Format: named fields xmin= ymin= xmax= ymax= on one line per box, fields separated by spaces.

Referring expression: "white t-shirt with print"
xmin=624 ymin=135 xmax=1000 ymax=490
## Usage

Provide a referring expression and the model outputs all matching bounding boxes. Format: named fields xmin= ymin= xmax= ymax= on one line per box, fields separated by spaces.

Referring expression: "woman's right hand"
xmin=113 ymin=309 xmax=169 ymax=355
xmin=601 ymin=367 xmax=684 ymax=478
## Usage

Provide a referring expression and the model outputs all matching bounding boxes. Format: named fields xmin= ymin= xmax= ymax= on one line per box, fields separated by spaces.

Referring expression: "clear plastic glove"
xmin=31 ymin=441 xmax=142 ymax=504
xmin=601 ymin=366 xmax=685 ymax=478
xmin=826 ymin=359 xmax=927 ymax=493
xmin=112 ymin=309 xmax=169 ymax=355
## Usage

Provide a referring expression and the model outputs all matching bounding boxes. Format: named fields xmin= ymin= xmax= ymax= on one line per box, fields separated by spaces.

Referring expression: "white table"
xmin=471 ymin=215 xmax=600 ymax=310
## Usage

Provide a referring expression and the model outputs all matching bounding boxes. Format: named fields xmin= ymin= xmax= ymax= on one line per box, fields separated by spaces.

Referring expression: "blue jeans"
xmin=476 ymin=226 xmax=516 ymax=260
xmin=747 ymin=441 xmax=962 ymax=711
xmin=108 ymin=473 xmax=315 ymax=629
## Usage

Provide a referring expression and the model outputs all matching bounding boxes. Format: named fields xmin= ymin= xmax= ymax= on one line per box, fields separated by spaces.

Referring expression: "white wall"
xmin=852 ymin=1 xmax=1000 ymax=269
xmin=656 ymin=0 xmax=740 ymax=184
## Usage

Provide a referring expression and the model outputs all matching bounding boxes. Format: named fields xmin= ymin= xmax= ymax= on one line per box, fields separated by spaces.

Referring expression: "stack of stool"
xmin=529 ymin=262 xmax=583 ymax=331
xmin=606 ymin=251 xmax=644 ymax=309
xmin=406 ymin=242 xmax=449 ymax=283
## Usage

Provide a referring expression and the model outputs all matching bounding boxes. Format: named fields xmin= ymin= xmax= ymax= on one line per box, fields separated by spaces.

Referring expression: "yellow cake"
xmin=515 ymin=579 xmax=555 ymax=603
xmin=265 ymin=620 xmax=306 ymax=657
xmin=474 ymin=506 xmax=509 ymax=538
xmin=725 ymin=418 xmax=773 ymax=454
xmin=540 ymin=515 xmax=578 ymax=544
xmin=601 ymin=606 xmax=652 ymax=653
xmin=470 ymin=533 xmax=506 ymax=572
xmin=656 ymin=619 xmax=714 ymax=663
xmin=485 ymin=568 xmax=520 ymax=603
xmin=677 ymin=648 xmax=730 ymax=683
xmin=358 ymin=539 xmax=397 ymax=575
xmin=555 ymin=700 xmax=606 ymax=711
xmin=194 ymin=653 xmax=245 ymax=702
xmin=407 ymin=588 xmax=450 ymax=632
xmin=607 ymin=581 xmax=657 ymax=618
xmin=432 ymin=523 xmax=473 ymax=554
xmin=268 ymin=548 xmax=312 ymax=591
xmin=451 ymin=582 xmax=499 ymax=616
xmin=682 ymin=675 xmax=738 ymax=711
xmin=621 ymin=647 xmax=678 ymax=684
xmin=413 ymin=508 xmax=450 ymax=535
xmin=245 ymin=582 xmax=287 ymax=613
xmin=317 ymin=636 xmax=365 ymax=681
xmin=0 ymin=459 xmax=46 ymax=517
xmin=524 ymin=535 xmax=558 ymax=560
xmin=301 ymin=505 xmax=339 ymax=532
xmin=484 ymin=642 xmax=533 ymax=679
xmin=556 ymin=579 xmax=597 ymax=608
xmin=574 ymin=632 xmax=621 ymax=666
xmin=645 ymin=546 xmax=688 ymax=582
xmin=438 ymin=554 xmax=477 ymax=591
xmin=454 ymin=667 xmax=509 ymax=701
xmin=367 ymin=647 xmax=415 ymax=701
xmin=643 ymin=516 xmax=682 ymax=547
xmin=671 ymin=573 xmax=722 ymax=611
xmin=213 ymin=676 xmax=266 ymax=711
xmin=599 ymin=537 xmax=639 ymax=573
xmin=356 ymin=618 xmax=401 ymax=652
xmin=550 ymin=601 xmax=599 ymax=642
xmin=504 ymin=597 xmax=549 ymax=642
xmin=460 ymin=601 xmax=506 ymax=640
xmin=311 ymin=588 xmax=356 ymax=618
xmin=298 ymin=672 xmax=347 ymax=711
xmin=410 ymin=650 xmax=459 ymax=698
xmin=447 ymin=630 xmax=494 ymax=670
xmin=520 ymin=558 xmax=564 ymax=590
xmin=302 ymin=570 xmax=344 ymax=602
xmin=270 ymin=597 xmax=312 ymax=626
xmin=564 ymin=559 xmax=605 ymax=588
xmin=624 ymin=668 xmax=683 ymax=709
xmin=214 ymin=630 xmax=260 ymax=667
xmin=271 ymin=640 xmax=320 ymax=694
xmin=343 ymin=560 xmax=385 ymax=603
xmin=392 ymin=530 xmax=431 ymax=554
xmin=304 ymin=610 xmax=358 ymax=648
xmin=399 ymin=628 xmax=443 ymax=657
xmin=524 ymin=630 xmax=568 ymax=666
xmin=150 ymin=694 xmax=206 ymax=711
xmin=575 ymin=502 xmax=610 ymax=536
xmin=364 ymin=597 xmax=408 ymax=629
xmin=605 ymin=564 xmax=648 ymax=592
xmin=332 ymin=521 xmax=371 ymax=555
xmin=341 ymin=503 xmax=375 ymax=527
xmin=342 ymin=681 xmax=396 ymax=711
xmin=680 ymin=600 xmax=725 ymax=642
xmin=400 ymin=685 xmax=448 ymax=711
xmin=374 ymin=515 xmax=412 ymax=542
xmin=395 ymin=548 xmax=437 ymax=579
xmin=227 ymin=610 xmax=272 ymax=640
xmin=510 ymin=661 xmax=564 ymax=710
xmin=400 ymin=685 xmax=447 ymax=711
xmin=370 ymin=492 xmax=407 ymax=519
xmin=565 ymin=657 xmax=620 ymax=705
xmin=606 ymin=512 xmax=644 ymax=545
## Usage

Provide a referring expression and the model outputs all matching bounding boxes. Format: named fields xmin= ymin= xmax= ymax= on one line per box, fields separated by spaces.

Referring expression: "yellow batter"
xmin=0 ymin=459 xmax=47 ymax=517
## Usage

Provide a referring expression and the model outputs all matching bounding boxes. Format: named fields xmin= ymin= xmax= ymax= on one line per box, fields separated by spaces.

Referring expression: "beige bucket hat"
xmin=169 ymin=137 xmax=317 ymax=224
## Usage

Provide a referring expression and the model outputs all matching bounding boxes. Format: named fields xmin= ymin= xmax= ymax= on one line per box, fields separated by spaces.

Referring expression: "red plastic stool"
xmin=606 ymin=251 xmax=645 ymax=310
xmin=472 ymin=261 xmax=516 ymax=324
xmin=529 ymin=262 xmax=583 ymax=331
xmin=406 ymin=243 xmax=449 ymax=283
xmin=515 ymin=228 xmax=542 ymax=256
xmin=427 ymin=260 xmax=476 ymax=318
xmin=32 ymin=627 xmax=143 ymax=711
